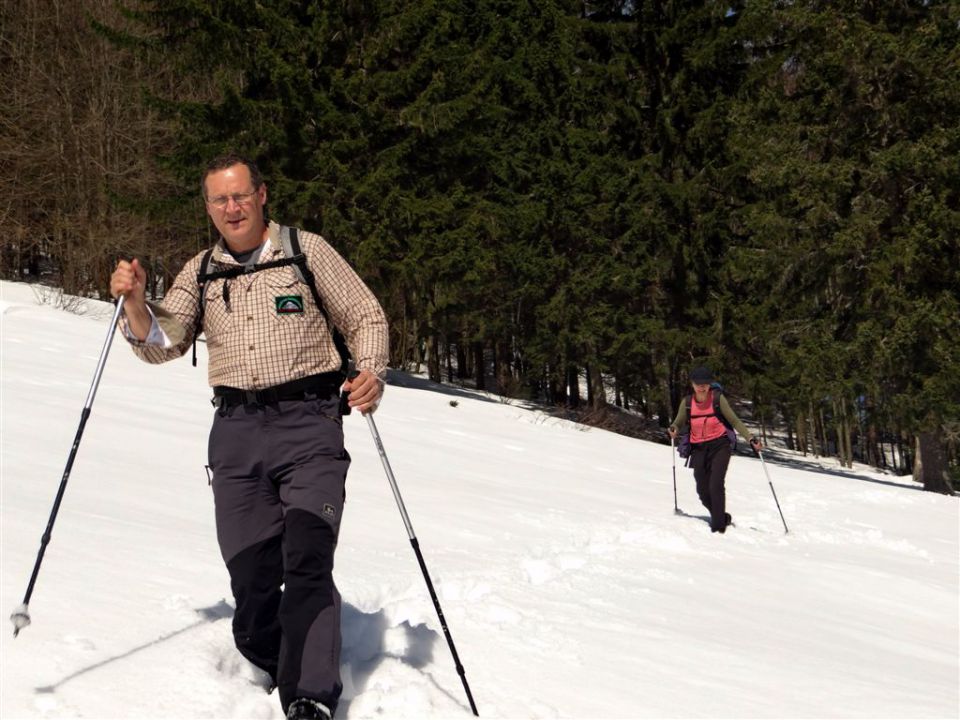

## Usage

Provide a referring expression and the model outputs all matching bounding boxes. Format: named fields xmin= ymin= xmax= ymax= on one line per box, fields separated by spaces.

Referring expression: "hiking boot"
xmin=711 ymin=513 xmax=733 ymax=533
xmin=287 ymin=698 xmax=332 ymax=720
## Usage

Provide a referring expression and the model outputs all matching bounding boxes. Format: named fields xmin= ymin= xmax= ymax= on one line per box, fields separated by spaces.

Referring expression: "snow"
xmin=1 ymin=280 xmax=958 ymax=720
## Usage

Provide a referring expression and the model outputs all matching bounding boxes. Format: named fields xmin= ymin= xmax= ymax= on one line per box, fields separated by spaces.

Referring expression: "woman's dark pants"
xmin=689 ymin=436 xmax=731 ymax=532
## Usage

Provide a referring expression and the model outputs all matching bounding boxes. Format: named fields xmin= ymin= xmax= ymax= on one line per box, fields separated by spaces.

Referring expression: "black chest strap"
xmin=191 ymin=227 xmax=351 ymax=375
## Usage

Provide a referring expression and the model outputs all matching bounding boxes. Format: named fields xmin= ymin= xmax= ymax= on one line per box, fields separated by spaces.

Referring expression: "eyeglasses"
xmin=205 ymin=190 xmax=259 ymax=209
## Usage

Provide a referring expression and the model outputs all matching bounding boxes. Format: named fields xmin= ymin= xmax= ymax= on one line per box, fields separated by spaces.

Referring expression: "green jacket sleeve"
xmin=670 ymin=399 xmax=688 ymax=432
xmin=718 ymin=394 xmax=754 ymax=441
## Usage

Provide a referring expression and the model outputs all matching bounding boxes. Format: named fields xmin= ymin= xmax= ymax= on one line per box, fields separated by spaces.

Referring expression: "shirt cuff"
xmin=122 ymin=306 xmax=173 ymax=348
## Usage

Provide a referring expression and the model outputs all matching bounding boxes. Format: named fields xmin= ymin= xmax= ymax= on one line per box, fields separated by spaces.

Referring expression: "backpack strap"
xmin=688 ymin=392 xmax=715 ymax=420
xmin=685 ymin=388 xmax=737 ymax=450
xmin=281 ymin=227 xmax=323 ymax=314
xmin=712 ymin=388 xmax=737 ymax=449
xmin=192 ymin=248 xmax=216 ymax=367
xmin=711 ymin=389 xmax=734 ymax=427
xmin=688 ymin=389 xmax=725 ymax=418
xmin=193 ymin=245 xmax=296 ymax=367
xmin=281 ymin=226 xmax=351 ymax=377
xmin=689 ymin=390 xmax=733 ymax=425
xmin=191 ymin=228 xmax=352 ymax=377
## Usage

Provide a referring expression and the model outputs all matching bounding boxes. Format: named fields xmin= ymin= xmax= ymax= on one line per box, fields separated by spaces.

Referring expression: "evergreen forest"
xmin=2 ymin=0 xmax=958 ymax=491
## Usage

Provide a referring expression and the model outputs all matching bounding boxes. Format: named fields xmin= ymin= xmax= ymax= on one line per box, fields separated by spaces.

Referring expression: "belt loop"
xmin=244 ymin=390 xmax=258 ymax=405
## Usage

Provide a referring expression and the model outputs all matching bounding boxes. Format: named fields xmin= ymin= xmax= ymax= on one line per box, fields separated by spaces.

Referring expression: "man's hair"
xmin=201 ymin=153 xmax=264 ymax=197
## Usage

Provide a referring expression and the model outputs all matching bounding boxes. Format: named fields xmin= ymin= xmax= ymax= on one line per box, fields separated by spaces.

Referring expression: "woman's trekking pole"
xmin=361 ymin=408 xmax=479 ymax=716
xmin=671 ymin=436 xmax=680 ymax=514
xmin=11 ymin=296 xmax=126 ymax=637
xmin=757 ymin=449 xmax=789 ymax=534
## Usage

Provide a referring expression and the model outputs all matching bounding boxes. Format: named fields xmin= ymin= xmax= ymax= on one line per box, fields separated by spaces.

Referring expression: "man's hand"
xmin=343 ymin=368 xmax=383 ymax=414
xmin=110 ymin=259 xmax=150 ymax=341
xmin=110 ymin=259 xmax=146 ymax=303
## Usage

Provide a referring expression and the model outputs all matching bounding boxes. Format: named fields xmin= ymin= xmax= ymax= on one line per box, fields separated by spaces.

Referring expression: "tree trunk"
xmin=495 ymin=339 xmax=512 ymax=396
xmin=409 ymin=316 xmax=421 ymax=373
xmin=427 ymin=334 xmax=441 ymax=382
xmin=446 ymin=340 xmax=453 ymax=383
xmin=839 ymin=396 xmax=853 ymax=468
xmin=457 ymin=338 xmax=468 ymax=381
xmin=549 ymin=361 xmax=565 ymax=405
xmin=900 ymin=430 xmax=911 ymax=474
xmin=567 ymin=365 xmax=580 ymax=409
xmin=819 ymin=405 xmax=829 ymax=457
xmin=913 ymin=429 xmax=954 ymax=494
xmin=833 ymin=398 xmax=842 ymax=465
xmin=868 ymin=423 xmax=881 ymax=468
xmin=795 ymin=409 xmax=807 ymax=455
xmin=585 ymin=364 xmax=594 ymax=408
xmin=808 ymin=400 xmax=819 ymax=457
xmin=473 ymin=341 xmax=485 ymax=391
xmin=587 ymin=364 xmax=606 ymax=410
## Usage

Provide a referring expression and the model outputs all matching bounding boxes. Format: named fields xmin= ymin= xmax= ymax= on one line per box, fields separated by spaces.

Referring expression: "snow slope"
xmin=1 ymin=281 xmax=957 ymax=719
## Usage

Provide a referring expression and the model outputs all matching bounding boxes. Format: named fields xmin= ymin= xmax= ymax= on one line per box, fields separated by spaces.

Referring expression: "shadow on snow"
xmin=34 ymin=598 xmax=469 ymax=715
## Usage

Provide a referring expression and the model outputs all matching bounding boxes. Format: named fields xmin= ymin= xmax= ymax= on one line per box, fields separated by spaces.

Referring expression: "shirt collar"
xmin=212 ymin=222 xmax=278 ymax=264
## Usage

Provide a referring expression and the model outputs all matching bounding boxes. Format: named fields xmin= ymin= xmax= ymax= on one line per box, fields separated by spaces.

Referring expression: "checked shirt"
xmin=123 ymin=221 xmax=388 ymax=390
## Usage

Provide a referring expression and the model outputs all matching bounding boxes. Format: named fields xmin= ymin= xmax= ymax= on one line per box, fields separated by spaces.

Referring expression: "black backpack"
xmin=676 ymin=386 xmax=737 ymax=463
xmin=191 ymin=225 xmax=351 ymax=376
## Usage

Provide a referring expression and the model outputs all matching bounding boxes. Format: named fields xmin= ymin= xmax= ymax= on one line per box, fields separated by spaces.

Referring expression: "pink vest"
xmin=689 ymin=394 xmax=727 ymax=444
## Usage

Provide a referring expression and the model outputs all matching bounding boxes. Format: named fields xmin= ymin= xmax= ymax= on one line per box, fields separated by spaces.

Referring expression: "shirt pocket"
xmin=262 ymin=269 xmax=312 ymax=344
xmin=263 ymin=268 xmax=308 ymax=312
xmin=201 ymin=278 xmax=233 ymax=342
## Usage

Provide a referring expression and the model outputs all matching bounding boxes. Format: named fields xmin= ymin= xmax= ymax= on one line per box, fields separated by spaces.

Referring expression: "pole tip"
xmin=10 ymin=603 xmax=31 ymax=637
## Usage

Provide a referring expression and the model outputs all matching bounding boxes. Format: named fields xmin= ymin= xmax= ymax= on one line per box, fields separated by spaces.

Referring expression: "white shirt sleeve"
xmin=123 ymin=306 xmax=173 ymax=348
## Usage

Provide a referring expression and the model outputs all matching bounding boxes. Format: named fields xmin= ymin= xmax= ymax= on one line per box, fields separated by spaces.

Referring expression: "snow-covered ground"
xmin=1 ymin=280 xmax=957 ymax=720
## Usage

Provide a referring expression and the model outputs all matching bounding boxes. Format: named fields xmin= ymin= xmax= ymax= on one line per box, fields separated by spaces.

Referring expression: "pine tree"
xmin=725 ymin=0 xmax=960 ymax=487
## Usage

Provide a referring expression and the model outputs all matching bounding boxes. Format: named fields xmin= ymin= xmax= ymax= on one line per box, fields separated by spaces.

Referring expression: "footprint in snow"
xmin=62 ymin=634 xmax=97 ymax=651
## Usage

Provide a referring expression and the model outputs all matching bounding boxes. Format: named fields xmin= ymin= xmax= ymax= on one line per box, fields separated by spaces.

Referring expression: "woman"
xmin=668 ymin=366 xmax=761 ymax=533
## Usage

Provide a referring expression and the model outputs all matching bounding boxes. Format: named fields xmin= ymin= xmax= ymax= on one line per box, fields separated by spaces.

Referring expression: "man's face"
xmin=203 ymin=164 xmax=268 ymax=251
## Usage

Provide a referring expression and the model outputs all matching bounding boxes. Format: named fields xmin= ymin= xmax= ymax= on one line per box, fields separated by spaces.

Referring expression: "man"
xmin=110 ymin=153 xmax=389 ymax=720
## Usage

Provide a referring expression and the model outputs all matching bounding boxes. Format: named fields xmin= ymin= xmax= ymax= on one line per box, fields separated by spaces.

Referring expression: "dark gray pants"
xmin=208 ymin=394 xmax=349 ymax=715
xmin=689 ymin=436 xmax=731 ymax=532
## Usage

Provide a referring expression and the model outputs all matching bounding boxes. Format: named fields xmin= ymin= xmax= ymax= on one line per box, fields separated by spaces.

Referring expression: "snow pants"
xmin=689 ymin=436 xmax=731 ymax=532
xmin=208 ymin=393 xmax=348 ymax=715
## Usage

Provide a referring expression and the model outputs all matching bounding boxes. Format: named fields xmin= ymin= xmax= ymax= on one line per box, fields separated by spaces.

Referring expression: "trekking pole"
xmin=671 ymin=436 xmax=680 ymax=514
xmin=360 ymin=407 xmax=479 ymax=716
xmin=11 ymin=296 xmax=126 ymax=637
xmin=757 ymin=449 xmax=789 ymax=534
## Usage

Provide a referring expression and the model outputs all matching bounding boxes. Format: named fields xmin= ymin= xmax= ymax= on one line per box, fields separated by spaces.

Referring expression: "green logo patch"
xmin=275 ymin=295 xmax=304 ymax=314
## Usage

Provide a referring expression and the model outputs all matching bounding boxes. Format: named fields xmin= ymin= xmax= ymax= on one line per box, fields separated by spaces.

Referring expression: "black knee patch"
xmin=227 ymin=534 xmax=284 ymax=678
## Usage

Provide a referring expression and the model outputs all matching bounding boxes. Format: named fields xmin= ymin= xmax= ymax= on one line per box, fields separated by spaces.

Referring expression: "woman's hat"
xmin=689 ymin=366 xmax=714 ymax=383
